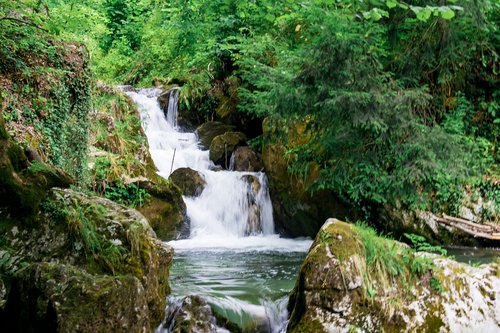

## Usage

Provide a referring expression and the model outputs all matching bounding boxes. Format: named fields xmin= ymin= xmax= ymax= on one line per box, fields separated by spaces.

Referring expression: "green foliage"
xmin=24 ymin=0 xmax=498 ymax=219
xmin=0 ymin=1 xmax=92 ymax=184
xmin=356 ymin=223 xmax=445 ymax=299
xmin=404 ymin=233 xmax=447 ymax=255
xmin=41 ymin=193 xmax=146 ymax=275
xmin=104 ymin=182 xmax=150 ymax=208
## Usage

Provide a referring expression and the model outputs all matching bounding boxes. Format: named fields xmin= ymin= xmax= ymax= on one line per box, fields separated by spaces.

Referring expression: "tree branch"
xmin=0 ymin=16 xmax=48 ymax=32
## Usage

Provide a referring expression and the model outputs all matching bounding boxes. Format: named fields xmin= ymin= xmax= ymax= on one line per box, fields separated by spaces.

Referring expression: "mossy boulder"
xmin=0 ymin=188 xmax=174 ymax=332
xmin=2 ymin=263 xmax=151 ymax=333
xmin=209 ymin=131 xmax=247 ymax=168
xmin=0 ymin=110 xmax=73 ymax=216
xmin=136 ymin=177 xmax=189 ymax=241
xmin=164 ymin=295 xmax=219 ymax=333
xmin=196 ymin=121 xmax=235 ymax=150
xmin=262 ymin=143 xmax=347 ymax=238
xmin=287 ymin=219 xmax=500 ymax=333
xmin=231 ymin=146 xmax=263 ymax=172
xmin=169 ymin=167 xmax=206 ymax=197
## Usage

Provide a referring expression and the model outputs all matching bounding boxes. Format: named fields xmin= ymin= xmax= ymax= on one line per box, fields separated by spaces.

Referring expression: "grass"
xmin=353 ymin=222 xmax=446 ymax=318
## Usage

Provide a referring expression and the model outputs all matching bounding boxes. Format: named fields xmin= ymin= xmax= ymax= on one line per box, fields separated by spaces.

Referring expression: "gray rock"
xmin=196 ymin=121 xmax=235 ymax=150
xmin=230 ymin=146 xmax=263 ymax=172
xmin=169 ymin=167 xmax=207 ymax=197
xmin=209 ymin=131 xmax=247 ymax=168
xmin=167 ymin=295 xmax=219 ymax=333
xmin=0 ymin=188 xmax=174 ymax=332
xmin=287 ymin=218 xmax=500 ymax=333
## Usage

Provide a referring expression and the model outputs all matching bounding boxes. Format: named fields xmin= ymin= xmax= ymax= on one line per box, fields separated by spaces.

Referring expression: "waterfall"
xmin=126 ymin=87 xmax=312 ymax=333
xmin=166 ymin=88 xmax=180 ymax=128
xmin=126 ymin=88 xmax=276 ymax=245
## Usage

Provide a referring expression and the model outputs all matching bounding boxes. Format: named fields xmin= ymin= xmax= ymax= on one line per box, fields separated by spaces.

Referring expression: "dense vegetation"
xmin=1 ymin=0 xmax=499 ymax=219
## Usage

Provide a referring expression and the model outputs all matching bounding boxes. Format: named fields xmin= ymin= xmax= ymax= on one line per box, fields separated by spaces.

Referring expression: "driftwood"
xmin=436 ymin=214 xmax=500 ymax=241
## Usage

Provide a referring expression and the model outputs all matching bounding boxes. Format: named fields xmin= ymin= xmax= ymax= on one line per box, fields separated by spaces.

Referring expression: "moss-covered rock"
xmin=231 ymin=146 xmax=263 ymax=172
xmin=137 ymin=177 xmax=189 ymax=241
xmin=169 ymin=167 xmax=206 ymax=197
xmin=2 ymin=263 xmax=151 ymax=333
xmin=287 ymin=219 xmax=500 ymax=332
xmin=0 ymin=188 xmax=174 ymax=332
xmin=209 ymin=131 xmax=247 ymax=168
xmin=0 ymin=110 xmax=73 ymax=216
xmin=196 ymin=121 xmax=235 ymax=150
xmin=165 ymin=295 xmax=219 ymax=333
xmin=262 ymin=143 xmax=348 ymax=238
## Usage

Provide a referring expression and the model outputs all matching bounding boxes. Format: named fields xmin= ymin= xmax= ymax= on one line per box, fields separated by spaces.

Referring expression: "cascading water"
xmin=126 ymin=88 xmax=312 ymax=333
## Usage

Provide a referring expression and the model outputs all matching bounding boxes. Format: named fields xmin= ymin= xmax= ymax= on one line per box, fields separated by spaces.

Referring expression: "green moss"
xmin=288 ymin=316 xmax=325 ymax=333
xmin=6 ymin=144 xmax=28 ymax=172
xmin=0 ymin=113 xmax=8 ymax=140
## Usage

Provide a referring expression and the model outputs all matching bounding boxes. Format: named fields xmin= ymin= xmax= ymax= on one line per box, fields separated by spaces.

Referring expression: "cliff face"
xmin=1 ymin=37 xmax=92 ymax=183
xmin=0 ymin=27 xmax=179 ymax=331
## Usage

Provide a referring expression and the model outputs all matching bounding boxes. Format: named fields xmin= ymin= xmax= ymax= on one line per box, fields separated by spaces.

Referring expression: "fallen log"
xmin=436 ymin=215 xmax=500 ymax=241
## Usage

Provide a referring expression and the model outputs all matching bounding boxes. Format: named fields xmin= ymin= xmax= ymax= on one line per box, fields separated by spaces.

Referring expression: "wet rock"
xmin=196 ymin=121 xmax=235 ymax=150
xmin=136 ymin=177 xmax=189 ymax=241
xmin=169 ymin=167 xmax=207 ymax=197
xmin=166 ymin=295 xmax=219 ymax=333
xmin=262 ymin=143 xmax=347 ymax=238
xmin=287 ymin=218 xmax=500 ymax=333
xmin=241 ymin=175 xmax=262 ymax=235
xmin=2 ymin=263 xmax=151 ymax=333
xmin=230 ymin=146 xmax=263 ymax=172
xmin=158 ymin=88 xmax=200 ymax=130
xmin=209 ymin=131 xmax=247 ymax=168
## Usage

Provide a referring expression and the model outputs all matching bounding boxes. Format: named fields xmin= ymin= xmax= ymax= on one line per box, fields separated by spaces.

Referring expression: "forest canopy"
xmin=1 ymin=0 xmax=499 ymax=216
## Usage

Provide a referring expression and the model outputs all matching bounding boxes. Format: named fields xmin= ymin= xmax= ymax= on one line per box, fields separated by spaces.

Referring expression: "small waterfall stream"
xmin=126 ymin=88 xmax=312 ymax=332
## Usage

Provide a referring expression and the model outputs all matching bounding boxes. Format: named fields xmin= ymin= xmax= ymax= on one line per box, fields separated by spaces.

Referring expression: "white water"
xmin=126 ymin=88 xmax=311 ymax=251
xmin=126 ymin=88 xmax=312 ymax=332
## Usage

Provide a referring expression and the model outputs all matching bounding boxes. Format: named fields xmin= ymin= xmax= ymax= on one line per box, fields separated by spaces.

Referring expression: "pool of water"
xmin=167 ymin=248 xmax=310 ymax=332
xmin=445 ymin=246 xmax=499 ymax=265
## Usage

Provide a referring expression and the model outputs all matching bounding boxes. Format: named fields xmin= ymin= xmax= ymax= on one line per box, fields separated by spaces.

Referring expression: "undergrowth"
xmin=41 ymin=192 xmax=148 ymax=275
xmin=355 ymin=223 xmax=446 ymax=306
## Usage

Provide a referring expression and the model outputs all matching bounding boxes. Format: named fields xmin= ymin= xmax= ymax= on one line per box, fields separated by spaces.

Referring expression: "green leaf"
xmin=415 ymin=7 xmax=432 ymax=21
xmin=386 ymin=0 xmax=398 ymax=9
xmin=440 ymin=7 xmax=455 ymax=20
xmin=371 ymin=11 xmax=382 ymax=21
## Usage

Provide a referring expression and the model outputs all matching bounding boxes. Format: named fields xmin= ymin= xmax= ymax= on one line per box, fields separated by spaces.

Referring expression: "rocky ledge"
xmin=287 ymin=219 xmax=499 ymax=332
xmin=0 ymin=188 xmax=173 ymax=333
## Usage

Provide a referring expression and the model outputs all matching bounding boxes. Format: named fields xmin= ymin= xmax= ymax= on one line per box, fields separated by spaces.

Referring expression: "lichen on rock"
xmin=209 ymin=131 xmax=247 ymax=168
xmin=287 ymin=218 xmax=500 ymax=333
xmin=0 ymin=188 xmax=174 ymax=332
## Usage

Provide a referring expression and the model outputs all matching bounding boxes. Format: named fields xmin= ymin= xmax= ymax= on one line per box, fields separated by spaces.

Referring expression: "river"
xmin=126 ymin=88 xmax=312 ymax=332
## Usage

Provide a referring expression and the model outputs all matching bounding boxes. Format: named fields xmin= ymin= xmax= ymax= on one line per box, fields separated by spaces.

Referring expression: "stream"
xmin=125 ymin=88 xmax=499 ymax=332
xmin=126 ymin=88 xmax=312 ymax=332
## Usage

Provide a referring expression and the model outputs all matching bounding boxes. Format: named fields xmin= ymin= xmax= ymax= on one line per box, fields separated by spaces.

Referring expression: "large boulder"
xmin=0 ymin=188 xmax=174 ymax=332
xmin=231 ymin=146 xmax=263 ymax=172
xmin=136 ymin=177 xmax=189 ymax=241
xmin=196 ymin=121 xmax=235 ymax=150
xmin=164 ymin=295 xmax=219 ymax=333
xmin=287 ymin=218 xmax=500 ymax=333
xmin=209 ymin=131 xmax=247 ymax=168
xmin=169 ymin=167 xmax=206 ymax=197
xmin=263 ymin=143 xmax=348 ymax=238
